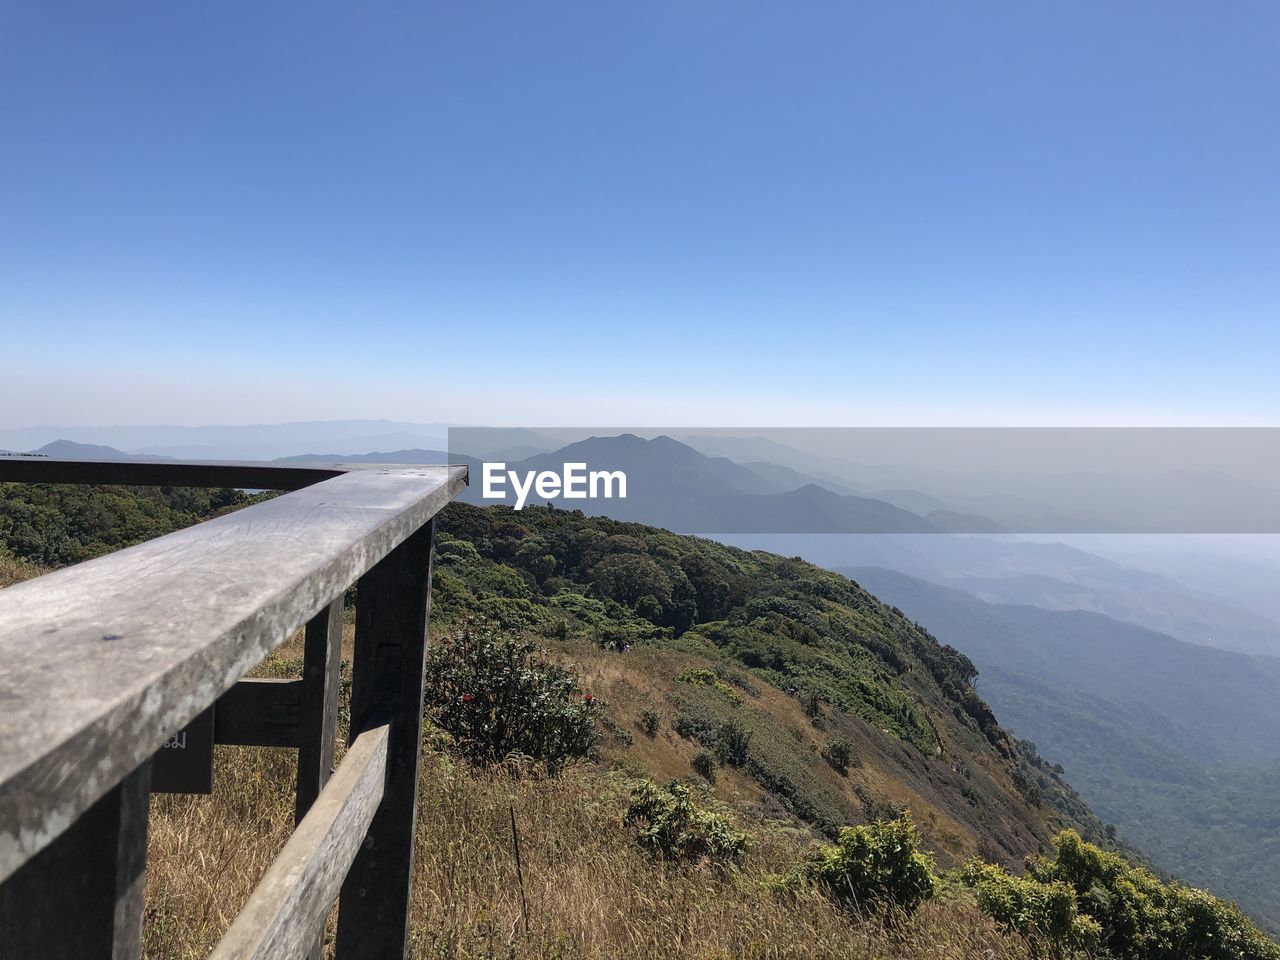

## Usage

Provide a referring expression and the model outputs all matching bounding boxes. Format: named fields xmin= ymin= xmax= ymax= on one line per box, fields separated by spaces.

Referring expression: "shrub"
xmin=803 ymin=691 xmax=824 ymax=722
xmin=691 ymin=749 xmax=718 ymax=783
xmin=714 ymin=719 xmax=752 ymax=768
xmin=959 ymin=859 xmax=1100 ymax=957
xmin=675 ymin=668 xmax=743 ymax=703
xmin=639 ymin=706 xmax=661 ymax=738
xmin=673 ymin=711 xmax=711 ymax=741
xmin=1028 ymin=830 xmax=1280 ymax=960
xmin=624 ymin=780 xmax=745 ymax=865
xmin=822 ymin=738 xmax=856 ymax=775
xmin=855 ymin=786 xmax=905 ymax=824
xmin=600 ymin=715 xmax=634 ymax=746
xmin=794 ymin=814 xmax=937 ymax=915
xmin=713 ymin=665 xmax=760 ymax=697
xmin=422 ymin=620 xmax=600 ymax=773
xmin=1011 ymin=767 xmax=1043 ymax=808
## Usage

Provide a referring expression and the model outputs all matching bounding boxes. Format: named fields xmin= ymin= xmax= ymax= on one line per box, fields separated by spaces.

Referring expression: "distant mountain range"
xmin=715 ymin=531 xmax=1280 ymax=658
xmin=0 ymin=439 xmax=177 ymax=462
xmin=282 ymin=435 xmax=993 ymax=533
xmin=11 ymin=428 xmax=1277 ymax=654
xmin=280 ymin=448 xmax=456 ymax=466
xmin=13 ymin=422 xmax=1280 ymax=532
xmin=846 ymin=565 xmax=1280 ymax=932
xmin=455 ymin=434 xmax=1008 ymax=533
xmin=7 ymin=424 xmax=1280 ymax=932
xmin=0 ymin=420 xmax=467 ymax=461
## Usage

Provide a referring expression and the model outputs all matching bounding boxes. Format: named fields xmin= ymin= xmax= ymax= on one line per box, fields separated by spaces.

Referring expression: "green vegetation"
xmin=690 ymin=748 xmax=718 ymax=782
xmin=638 ymin=706 xmax=661 ymax=737
xmin=1022 ymin=831 xmax=1280 ymax=960
xmin=822 ymin=737 xmax=857 ymax=775
xmin=435 ymin=502 xmax=994 ymax=758
xmin=853 ymin=566 xmax=1280 ymax=932
xmin=775 ymin=817 xmax=1275 ymax=959
xmin=421 ymin=619 xmax=601 ymax=772
xmin=434 ymin=502 xmax=1110 ymax=849
xmin=0 ymin=481 xmax=271 ymax=566
xmin=959 ymin=859 xmax=1100 ymax=957
xmin=786 ymin=815 xmax=938 ymax=915
xmin=624 ymin=779 xmax=747 ymax=865
xmin=674 ymin=667 xmax=744 ymax=703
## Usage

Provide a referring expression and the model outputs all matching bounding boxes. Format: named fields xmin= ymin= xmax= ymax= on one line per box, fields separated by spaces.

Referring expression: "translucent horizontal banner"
xmin=446 ymin=428 xmax=1280 ymax=534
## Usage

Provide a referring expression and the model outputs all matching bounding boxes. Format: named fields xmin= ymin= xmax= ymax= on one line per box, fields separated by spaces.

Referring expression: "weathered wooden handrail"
xmin=211 ymin=723 xmax=391 ymax=960
xmin=0 ymin=456 xmax=347 ymax=490
xmin=0 ymin=458 xmax=468 ymax=959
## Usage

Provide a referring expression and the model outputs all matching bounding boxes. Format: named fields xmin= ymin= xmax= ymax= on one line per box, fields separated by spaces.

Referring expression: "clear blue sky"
xmin=2 ymin=2 xmax=1277 ymax=425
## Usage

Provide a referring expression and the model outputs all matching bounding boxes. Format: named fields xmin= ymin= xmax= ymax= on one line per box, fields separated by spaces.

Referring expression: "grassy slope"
xmin=433 ymin=503 xmax=1116 ymax=870
xmin=138 ymin=627 xmax=1042 ymax=960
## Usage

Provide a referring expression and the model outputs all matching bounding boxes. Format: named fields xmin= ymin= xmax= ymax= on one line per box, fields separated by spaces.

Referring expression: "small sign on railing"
xmin=152 ymin=707 xmax=215 ymax=794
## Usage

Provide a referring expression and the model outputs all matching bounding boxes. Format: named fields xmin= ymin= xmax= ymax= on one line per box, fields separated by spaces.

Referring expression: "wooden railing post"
xmin=335 ymin=518 xmax=436 ymax=960
xmin=0 ymin=761 xmax=152 ymax=959
xmin=295 ymin=595 xmax=344 ymax=959
xmin=297 ymin=596 xmax=344 ymax=823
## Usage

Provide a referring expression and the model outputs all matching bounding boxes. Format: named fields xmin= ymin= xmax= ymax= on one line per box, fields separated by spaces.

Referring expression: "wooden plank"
xmin=296 ymin=599 xmax=343 ymax=821
xmin=0 ymin=464 xmax=467 ymax=883
xmin=0 ymin=457 xmax=346 ymax=490
xmin=209 ymin=724 xmax=389 ymax=960
xmin=152 ymin=705 xmax=215 ymax=793
xmin=335 ymin=520 xmax=436 ymax=960
xmin=0 ymin=761 xmax=151 ymax=959
xmin=216 ymin=679 xmax=304 ymax=748
xmin=294 ymin=597 xmax=344 ymax=960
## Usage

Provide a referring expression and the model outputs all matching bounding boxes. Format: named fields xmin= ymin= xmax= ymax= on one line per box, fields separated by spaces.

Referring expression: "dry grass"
xmin=145 ymin=745 xmax=300 ymax=955
xmin=139 ymin=627 xmax=1037 ymax=959
xmin=0 ymin=553 xmax=1038 ymax=960
xmin=0 ymin=552 xmax=48 ymax=588
xmin=405 ymin=755 xmax=1035 ymax=960
xmin=144 ymin=630 xmax=321 ymax=957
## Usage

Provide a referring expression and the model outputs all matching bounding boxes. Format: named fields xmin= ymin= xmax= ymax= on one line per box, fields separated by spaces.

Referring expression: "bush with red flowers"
xmin=423 ymin=619 xmax=601 ymax=773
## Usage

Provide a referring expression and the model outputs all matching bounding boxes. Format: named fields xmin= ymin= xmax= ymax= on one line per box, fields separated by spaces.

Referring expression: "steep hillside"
xmin=435 ymin=501 xmax=1112 ymax=867
xmin=4 ymin=485 xmax=1277 ymax=956
xmin=849 ymin=565 xmax=1280 ymax=932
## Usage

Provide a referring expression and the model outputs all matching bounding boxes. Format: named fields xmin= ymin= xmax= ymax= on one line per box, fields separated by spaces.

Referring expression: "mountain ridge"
xmin=846 ymin=564 xmax=1280 ymax=931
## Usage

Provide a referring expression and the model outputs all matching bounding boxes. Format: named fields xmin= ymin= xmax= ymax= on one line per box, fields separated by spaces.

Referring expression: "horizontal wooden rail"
xmin=210 ymin=723 xmax=391 ymax=960
xmin=0 ymin=456 xmax=348 ymax=490
xmin=0 ymin=463 xmax=467 ymax=884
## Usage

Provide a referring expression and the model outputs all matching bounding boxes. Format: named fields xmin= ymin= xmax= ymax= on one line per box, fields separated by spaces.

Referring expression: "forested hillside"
xmin=434 ymin=501 xmax=1109 ymax=862
xmin=850 ymin=565 xmax=1280 ymax=932
xmin=3 ymin=482 xmax=1277 ymax=957
xmin=0 ymin=479 xmax=271 ymax=566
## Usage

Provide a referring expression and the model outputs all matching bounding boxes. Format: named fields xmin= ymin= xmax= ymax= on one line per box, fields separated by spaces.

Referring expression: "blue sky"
xmin=2 ymin=2 xmax=1277 ymax=426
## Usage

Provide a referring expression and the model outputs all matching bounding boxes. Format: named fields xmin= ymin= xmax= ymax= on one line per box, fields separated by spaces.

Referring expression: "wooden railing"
xmin=0 ymin=457 xmax=469 ymax=959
